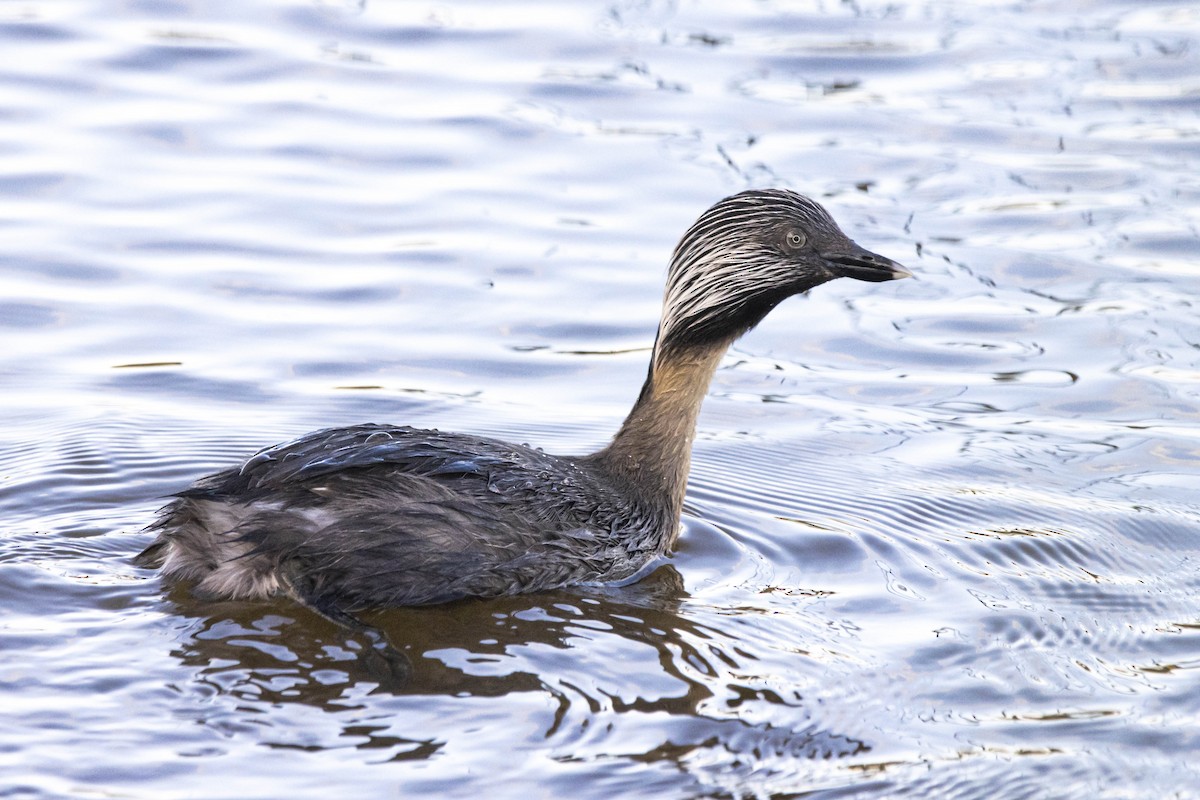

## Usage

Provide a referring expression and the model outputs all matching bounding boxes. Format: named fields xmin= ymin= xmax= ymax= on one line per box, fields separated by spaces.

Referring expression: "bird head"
xmin=656 ymin=189 xmax=911 ymax=356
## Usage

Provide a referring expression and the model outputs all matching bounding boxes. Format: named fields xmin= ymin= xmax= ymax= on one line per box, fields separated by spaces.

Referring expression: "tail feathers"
xmin=132 ymin=540 xmax=167 ymax=568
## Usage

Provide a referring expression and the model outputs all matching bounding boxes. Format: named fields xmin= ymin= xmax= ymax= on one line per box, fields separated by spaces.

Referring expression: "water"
xmin=2 ymin=0 xmax=1198 ymax=797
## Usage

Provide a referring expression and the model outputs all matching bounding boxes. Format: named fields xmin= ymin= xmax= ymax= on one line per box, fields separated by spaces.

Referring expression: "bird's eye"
xmin=786 ymin=231 xmax=806 ymax=249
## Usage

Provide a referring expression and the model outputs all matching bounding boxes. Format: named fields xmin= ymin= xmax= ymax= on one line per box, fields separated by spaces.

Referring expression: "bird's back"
xmin=136 ymin=424 xmax=669 ymax=610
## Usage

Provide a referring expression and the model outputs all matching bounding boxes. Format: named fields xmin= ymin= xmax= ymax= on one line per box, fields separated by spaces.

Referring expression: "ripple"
xmin=3 ymin=0 xmax=1200 ymax=797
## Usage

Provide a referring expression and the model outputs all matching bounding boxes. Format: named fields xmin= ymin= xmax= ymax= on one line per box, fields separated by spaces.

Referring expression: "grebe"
xmin=135 ymin=189 xmax=910 ymax=623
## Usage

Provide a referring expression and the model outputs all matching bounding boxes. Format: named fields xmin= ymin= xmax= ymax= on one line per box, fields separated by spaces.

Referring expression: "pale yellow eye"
xmin=787 ymin=231 xmax=806 ymax=248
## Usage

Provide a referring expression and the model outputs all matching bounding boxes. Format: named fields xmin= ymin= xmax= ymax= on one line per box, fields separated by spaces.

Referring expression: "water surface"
xmin=2 ymin=0 xmax=1199 ymax=797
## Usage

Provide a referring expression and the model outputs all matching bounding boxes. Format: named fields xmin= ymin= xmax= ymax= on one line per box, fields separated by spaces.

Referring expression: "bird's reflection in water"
xmin=162 ymin=565 xmax=869 ymax=772
xmin=168 ymin=565 xmax=688 ymax=700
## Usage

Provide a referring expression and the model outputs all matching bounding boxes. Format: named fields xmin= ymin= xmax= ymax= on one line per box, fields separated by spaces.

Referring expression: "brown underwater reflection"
xmin=2 ymin=0 xmax=1200 ymax=797
xmin=161 ymin=565 xmax=873 ymax=786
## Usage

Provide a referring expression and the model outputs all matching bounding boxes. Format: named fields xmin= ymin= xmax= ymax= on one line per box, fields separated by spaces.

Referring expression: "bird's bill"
xmin=822 ymin=244 xmax=913 ymax=283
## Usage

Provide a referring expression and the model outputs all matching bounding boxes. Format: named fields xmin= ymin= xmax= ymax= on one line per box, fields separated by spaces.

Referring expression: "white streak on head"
xmin=655 ymin=189 xmax=847 ymax=357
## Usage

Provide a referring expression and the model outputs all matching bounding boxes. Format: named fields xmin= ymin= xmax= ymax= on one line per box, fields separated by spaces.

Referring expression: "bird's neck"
xmin=591 ymin=338 xmax=731 ymax=538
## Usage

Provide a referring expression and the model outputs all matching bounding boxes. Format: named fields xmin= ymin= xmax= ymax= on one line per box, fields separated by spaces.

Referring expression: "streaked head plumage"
xmin=656 ymin=189 xmax=909 ymax=355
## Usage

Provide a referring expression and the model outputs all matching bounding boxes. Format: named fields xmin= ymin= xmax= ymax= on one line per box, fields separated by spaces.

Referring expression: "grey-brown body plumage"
xmin=136 ymin=189 xmax=911 ymax=618
xmin=139 ymin=425 xmax=666 ymax=609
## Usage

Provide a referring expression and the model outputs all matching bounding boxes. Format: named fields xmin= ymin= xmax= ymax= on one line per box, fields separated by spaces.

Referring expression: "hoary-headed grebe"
xmin=135 ymin=189 xmax=910 ymax=623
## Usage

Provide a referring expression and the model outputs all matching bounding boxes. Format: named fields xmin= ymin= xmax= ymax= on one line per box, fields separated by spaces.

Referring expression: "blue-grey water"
xmin=2 ymin=1 xmax=1198 ymax=798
